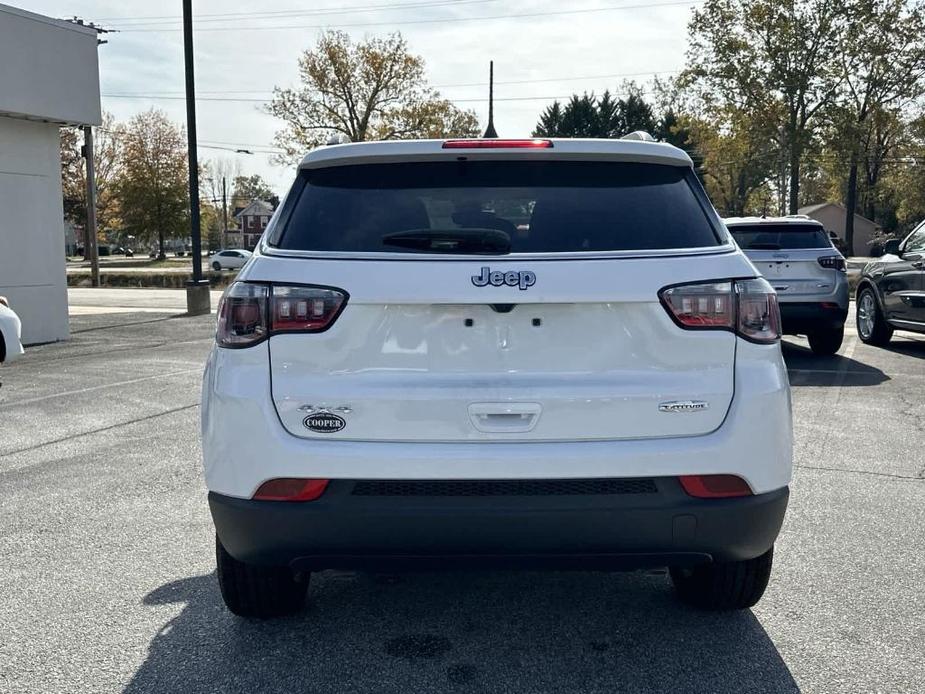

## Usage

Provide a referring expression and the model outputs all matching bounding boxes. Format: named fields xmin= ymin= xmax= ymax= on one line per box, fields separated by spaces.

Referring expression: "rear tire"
xmin=807 ymin=326 xmax=843 ymax=355
xmin=215 ymin=535 xmax=308 ymax=618
xmin=856 ymin=287 xmax=893 ymax=346
xmin=670 ymin=546 xmax=774 ymax=610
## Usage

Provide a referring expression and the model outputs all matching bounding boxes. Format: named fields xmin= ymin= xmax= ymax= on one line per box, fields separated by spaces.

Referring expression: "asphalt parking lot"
xmin=1 ymin=293 xmax=923 ymax=693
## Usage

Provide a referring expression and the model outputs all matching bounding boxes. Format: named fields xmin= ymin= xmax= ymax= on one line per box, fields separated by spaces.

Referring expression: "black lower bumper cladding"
xmin=210 ymin=478 xmax=789 ymax=571
xmin=780 ymin=302 xmax=848 ymax=334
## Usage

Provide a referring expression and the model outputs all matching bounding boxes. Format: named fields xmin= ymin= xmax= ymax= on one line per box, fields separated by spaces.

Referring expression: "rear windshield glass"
xmin=729 ymin=223 xmax=832 ymax=250
xmin=272 ymin=161 xmax=721 ymax=254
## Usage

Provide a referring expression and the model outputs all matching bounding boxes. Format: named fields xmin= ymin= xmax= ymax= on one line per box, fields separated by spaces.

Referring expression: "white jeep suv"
xmin=201 ymin=138 xmax=792 ymax=618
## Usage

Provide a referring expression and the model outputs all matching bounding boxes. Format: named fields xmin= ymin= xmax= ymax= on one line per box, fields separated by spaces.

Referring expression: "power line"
xmin=100 ymin=69 xmax=680 ymax=98
xmin=92 ymin=126 xmax=284 ymax=154
xmin=117 ymin=1 xmax=703 ymax=33
xmin=101 ymin=92 xmax=644 ymax=104
xmin=96 ymin=0 xmax=496 ymax=23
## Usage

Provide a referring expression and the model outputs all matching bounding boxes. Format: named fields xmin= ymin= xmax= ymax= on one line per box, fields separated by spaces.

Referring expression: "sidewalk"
xmin=68 ymin=287 xmax=225 ymax=315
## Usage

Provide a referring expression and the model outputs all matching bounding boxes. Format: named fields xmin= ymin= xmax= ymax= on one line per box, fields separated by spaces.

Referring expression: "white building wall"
xmin=0 ymin=5 xmax=101 ymax=125
xmin=0 ymin=118 xmax=70 ymax=344
xmin=0 ymin=4 xmax=100 ymax=345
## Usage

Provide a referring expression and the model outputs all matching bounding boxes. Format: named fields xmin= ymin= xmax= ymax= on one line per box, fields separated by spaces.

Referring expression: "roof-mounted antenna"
xmin=483 ymin=61 xmax=498 ymax=138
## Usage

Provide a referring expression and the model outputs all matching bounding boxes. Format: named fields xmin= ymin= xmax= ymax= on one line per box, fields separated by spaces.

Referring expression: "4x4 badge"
xmin=471 ymin=266 xmax=536 ymax=291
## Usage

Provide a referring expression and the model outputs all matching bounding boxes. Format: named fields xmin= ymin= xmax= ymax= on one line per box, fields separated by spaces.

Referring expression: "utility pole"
xmin=182 ymin=0 xmax=210 ymax=315
xmin=221 ymin=176 xmax=228 ymax=251
xmin=483 ymin=61 xmax=498 ymax=138
xmin=82 ymin=126 xmax=100 ymax=288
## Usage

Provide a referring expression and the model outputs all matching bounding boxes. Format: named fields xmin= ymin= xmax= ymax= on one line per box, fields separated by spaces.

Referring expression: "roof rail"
xmin=621 ymin=131 xmax=656 ymax=142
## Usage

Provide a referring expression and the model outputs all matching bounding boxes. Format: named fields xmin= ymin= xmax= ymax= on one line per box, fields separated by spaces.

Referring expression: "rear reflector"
xmin=679 ymin=475 xmax=752 ymax=498
xmin=442 ymin=139 xmax=553 ymax=149
xmin=253 ymin=478 xmax=329 ymax=502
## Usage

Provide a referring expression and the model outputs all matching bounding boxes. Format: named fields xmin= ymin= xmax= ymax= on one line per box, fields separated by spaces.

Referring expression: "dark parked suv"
xmin=856 ymin=222 xmax=925 ymax=344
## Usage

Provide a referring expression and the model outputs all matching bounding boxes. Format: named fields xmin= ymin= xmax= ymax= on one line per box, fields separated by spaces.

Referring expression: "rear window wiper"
xmin=382 ymin=228 xmax=511 ymax=255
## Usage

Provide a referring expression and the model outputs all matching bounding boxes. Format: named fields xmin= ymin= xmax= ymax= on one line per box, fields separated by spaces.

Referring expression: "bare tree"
xmin=267 ymin=31 xmax=479 ymax=164
xmin=60 ymin=112 xmax=124 ymax=243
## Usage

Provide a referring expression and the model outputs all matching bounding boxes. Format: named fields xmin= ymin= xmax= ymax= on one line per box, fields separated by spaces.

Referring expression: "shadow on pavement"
xmin=125 ymin=570 xmax=799 ymax=694
xmin=782 ymin=341 xmax=888 ymax=387
xmin=881 ymin=335 xmax=925 ymax=359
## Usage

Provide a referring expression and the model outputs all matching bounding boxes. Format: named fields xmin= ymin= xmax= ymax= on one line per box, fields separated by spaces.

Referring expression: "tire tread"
xmin=808 ymin=327 xmax=844 ymax=355
xmin=670 ymin=546 xmax=773 ymax=611
xmin=215 ymin=535 xmax=307 ymax=618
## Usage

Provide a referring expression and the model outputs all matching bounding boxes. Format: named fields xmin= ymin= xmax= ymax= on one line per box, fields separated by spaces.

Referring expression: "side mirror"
xmin=883 ymin=239 xmax=901 ymax=256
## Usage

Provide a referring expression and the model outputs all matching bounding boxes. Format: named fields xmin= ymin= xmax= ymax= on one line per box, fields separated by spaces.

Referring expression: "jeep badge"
xmin=471 ymin=266 xmax=536 ymax=290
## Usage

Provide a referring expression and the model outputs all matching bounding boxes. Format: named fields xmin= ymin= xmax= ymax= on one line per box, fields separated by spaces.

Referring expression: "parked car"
xmin=211 ymin=249 xmax=252 ymax=271
xmin=855 ymin=221 xmax=925 ymax=345
xmin=724 ymin=216 xmax=849 ymax=355
xmin=202 ymin=137 xmax=792 ymax=618
xmin=0 ymin=296 xmax=24 ymax=363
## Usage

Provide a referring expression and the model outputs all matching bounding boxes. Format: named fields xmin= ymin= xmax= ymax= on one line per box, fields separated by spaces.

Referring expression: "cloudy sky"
xmin=25 ymin=0 xmax=699 ymax=194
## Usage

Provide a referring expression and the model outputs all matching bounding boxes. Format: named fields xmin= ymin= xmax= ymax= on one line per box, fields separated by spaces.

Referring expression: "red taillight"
xmin=679 ymin=475 xmax=752 ymax=498
xmin=735 ymin=278 xmax=781 ymax=343
xmin=216 ymin=282 xmax=348 ymax=347
xmin=659 ymin=281 xmax=734 ymax=328
xmin=216 ymin=283 xmax=268 ymax=348
xmin=659 ymin=278 xmax=781 ymax=344
xmin=253 ymin=478 xmax=329 ymax=501
xmin=442 ymin=139 xmax=553 ymax=149
xmin=818 ymin=255 xmax=847 ymax=272
xmin=271 ymin=285 xmax=347 ymax=333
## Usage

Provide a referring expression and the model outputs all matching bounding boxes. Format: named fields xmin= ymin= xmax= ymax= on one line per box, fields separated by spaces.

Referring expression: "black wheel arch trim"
xmin=856 ymin=279 xmax=885 ymax=311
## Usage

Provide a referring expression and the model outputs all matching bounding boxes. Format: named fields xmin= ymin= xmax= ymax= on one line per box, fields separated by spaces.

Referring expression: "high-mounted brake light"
xmin=253 ymin=478 xmax=329 ymax=502
xmin=659 ymin=278 xmax=780 ymax=344
xmin=442 ymin=139 xmax=553 ymax=149
xmin=679 ymin=475 xmax=752 ymax=498
xmin=216 ymin=282 xmax=348 ymax=348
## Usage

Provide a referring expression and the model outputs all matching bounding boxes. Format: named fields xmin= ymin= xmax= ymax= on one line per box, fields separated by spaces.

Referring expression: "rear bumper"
xmin=780 ymin=301 xmax=849 ymax=334
xmin=210 ymin=481 xmax=789 ymax=570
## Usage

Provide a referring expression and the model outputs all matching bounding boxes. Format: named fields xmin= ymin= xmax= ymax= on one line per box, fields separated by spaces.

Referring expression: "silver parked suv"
xmin=725 ymin=216 xmax=849 ymax=354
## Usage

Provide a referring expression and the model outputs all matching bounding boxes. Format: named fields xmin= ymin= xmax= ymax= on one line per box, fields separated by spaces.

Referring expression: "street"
xmin=0 ymin=290 xmax=923 ymax=693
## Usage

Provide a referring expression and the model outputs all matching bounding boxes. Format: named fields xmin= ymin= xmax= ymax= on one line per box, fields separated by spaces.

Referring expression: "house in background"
xmin=231 ymin=199 xmax=275 ymax=250
xmin=798 ymin=202 xmax=880 ymax=256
